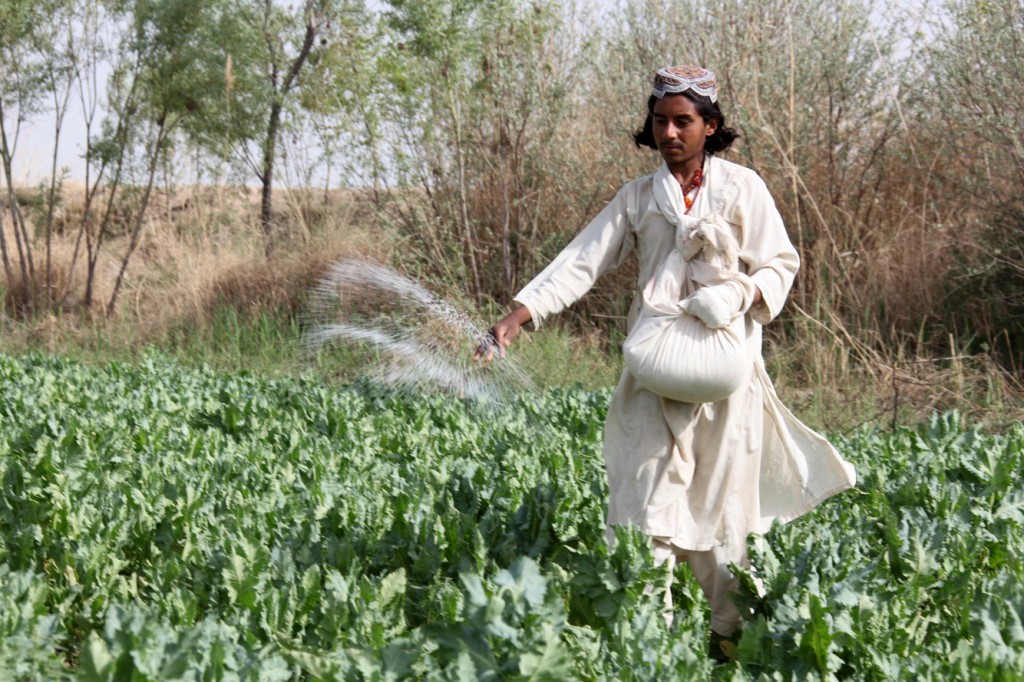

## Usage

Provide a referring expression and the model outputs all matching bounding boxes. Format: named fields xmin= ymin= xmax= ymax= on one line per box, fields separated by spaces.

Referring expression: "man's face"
xmin=652 ymin=95 xmax=715 ymax=170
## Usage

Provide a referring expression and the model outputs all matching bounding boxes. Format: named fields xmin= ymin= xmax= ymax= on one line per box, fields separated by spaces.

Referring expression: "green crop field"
xmin=1 ymin=353 xmax=1022 ymax=680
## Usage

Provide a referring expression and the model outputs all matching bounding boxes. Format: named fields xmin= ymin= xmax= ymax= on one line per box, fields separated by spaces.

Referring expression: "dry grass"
xmin=766 ymin=313 xmax=1024 ymax=434
xmin=1 ymin=173 xmax=1020 ymax=432
xmin=1 ymin=183 xmax=391 ymax=351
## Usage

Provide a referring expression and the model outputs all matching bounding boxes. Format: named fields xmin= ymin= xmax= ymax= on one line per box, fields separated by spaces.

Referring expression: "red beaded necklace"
xmin=682 ymin=166 xmax=703 ymax=213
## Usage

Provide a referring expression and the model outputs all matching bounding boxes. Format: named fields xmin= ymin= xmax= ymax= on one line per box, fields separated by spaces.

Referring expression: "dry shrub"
xmin=206 ymin=245 xmax=359 ymax=319
xmin=199 ymin=190 xmax=386 ymax=317
xmin=375 ymin=0 xmax=1024 ymax=426
xmin=140 ymin=190 xmax=389 ymax=334
xmin=0 ymin=214 xmax=97 ymax=315
xmin=774 ymin=334 xmax=1024 ymax=433
xmin=1 ymin=183 xmax=390 ymax=346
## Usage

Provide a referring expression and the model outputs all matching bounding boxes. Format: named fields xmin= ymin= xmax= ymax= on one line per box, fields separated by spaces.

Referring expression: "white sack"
xmin=623 ymin=213 xmax=755 ymax=403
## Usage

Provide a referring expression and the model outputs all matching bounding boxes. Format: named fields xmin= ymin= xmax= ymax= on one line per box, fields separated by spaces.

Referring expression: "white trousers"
xmin=651 ymin=536 xmax=749 ymax=636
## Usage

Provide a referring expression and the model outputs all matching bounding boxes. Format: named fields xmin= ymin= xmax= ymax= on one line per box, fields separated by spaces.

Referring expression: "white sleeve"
xmin=513 ymin=184 xmax=636 ymax=331
xmin=734 ymin=173 xmax=800 ymax=325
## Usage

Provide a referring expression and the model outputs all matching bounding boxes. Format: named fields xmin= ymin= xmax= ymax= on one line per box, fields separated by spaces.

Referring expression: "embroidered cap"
xmin=652 ymin=66 xmax=718 ymax=103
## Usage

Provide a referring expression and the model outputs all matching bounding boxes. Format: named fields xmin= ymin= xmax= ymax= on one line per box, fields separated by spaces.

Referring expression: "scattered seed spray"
xmin=304 ymin=258 xmax=532 ymax=405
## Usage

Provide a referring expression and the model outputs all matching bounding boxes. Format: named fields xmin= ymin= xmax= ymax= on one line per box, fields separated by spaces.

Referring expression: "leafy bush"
xmin=0 ymin=353 xmax=1022 ymax=679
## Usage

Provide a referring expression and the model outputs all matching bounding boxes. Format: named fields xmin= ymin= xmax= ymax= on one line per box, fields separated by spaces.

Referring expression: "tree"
xmin=0 ymin=0 xmax=54 ymax=311
xmin=193 ymin=0 xmax=369 ymax=256
xmin=79 ymin=0 xmax=228 ymax=315
xmin=35 ymin=0 xmax=82 ymax=308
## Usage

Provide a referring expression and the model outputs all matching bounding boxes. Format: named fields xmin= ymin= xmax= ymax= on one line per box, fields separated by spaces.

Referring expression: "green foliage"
xmin=0 ymin=0 xmax=57 ymax=114
xmin=183 ymin=0 xmax=370 ymax=168
xmin=94 ymin=0 xmax=229 ymax=159
xmin=129 ymin=0 xmax=228 ymax=122
xmin=0 ymin=566 xmax=70 ymax=679
xmin=0 ymin=353 xmax=1022 ymax=679
xmin=733 ymin=412 xmax=1024 ymax=680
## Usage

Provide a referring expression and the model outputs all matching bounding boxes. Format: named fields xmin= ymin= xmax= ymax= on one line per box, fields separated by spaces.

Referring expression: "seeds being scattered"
xmin=304 ymin=258 xmax=532 ymax=404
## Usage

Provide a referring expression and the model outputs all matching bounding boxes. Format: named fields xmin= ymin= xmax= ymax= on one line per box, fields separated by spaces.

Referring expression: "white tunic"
xmin=515 ymin=155 xmax=857 ymax=552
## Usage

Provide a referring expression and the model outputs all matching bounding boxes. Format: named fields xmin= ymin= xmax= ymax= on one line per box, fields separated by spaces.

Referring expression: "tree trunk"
xmin=1 ymin=180 xmax=33 ymax=312
xmin=0 ymin=102 xmax=14 ymax=296
xmin=61 ymin=152 xmax=99 ymax=307
xmin=0 ymin=184 xmax=13 ymax=295
xmin=62 ymin=37 xmax=105 ymax=307
xmin=84 ymin=159 xmax=127 ymax=311
xmin=260 ymin=102 xmax=281 ymax=257
xmin=447 ymin=84 xmax=483 ymax=305
xmin=258 ymin=1 xmax=321 ymax=257
xmin=0 ymin=111 xmax=34 ymax=312
xmin=44 ymin=79 xmax=73 ymax=307
xmin=107 ymin=118 xmax=168 ymax=317
xmin=84 ymin=114 xmax=132 ymax=311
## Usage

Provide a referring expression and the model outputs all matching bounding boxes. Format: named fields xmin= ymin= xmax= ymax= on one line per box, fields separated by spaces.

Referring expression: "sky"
xmin=13 ymin=98 xmax=98 ymax=187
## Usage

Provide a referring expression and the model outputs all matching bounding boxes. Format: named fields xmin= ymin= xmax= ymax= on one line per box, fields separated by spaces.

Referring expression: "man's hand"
xmin=682 ymin=281 xmax=745 ymax=329
xmin=473 ymin=306 xmax=533 ymax=363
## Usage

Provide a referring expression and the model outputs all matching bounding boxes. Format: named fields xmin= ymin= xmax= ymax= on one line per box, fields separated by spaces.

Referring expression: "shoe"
xmin=708 ymin=630 xmax=739 ymax=664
